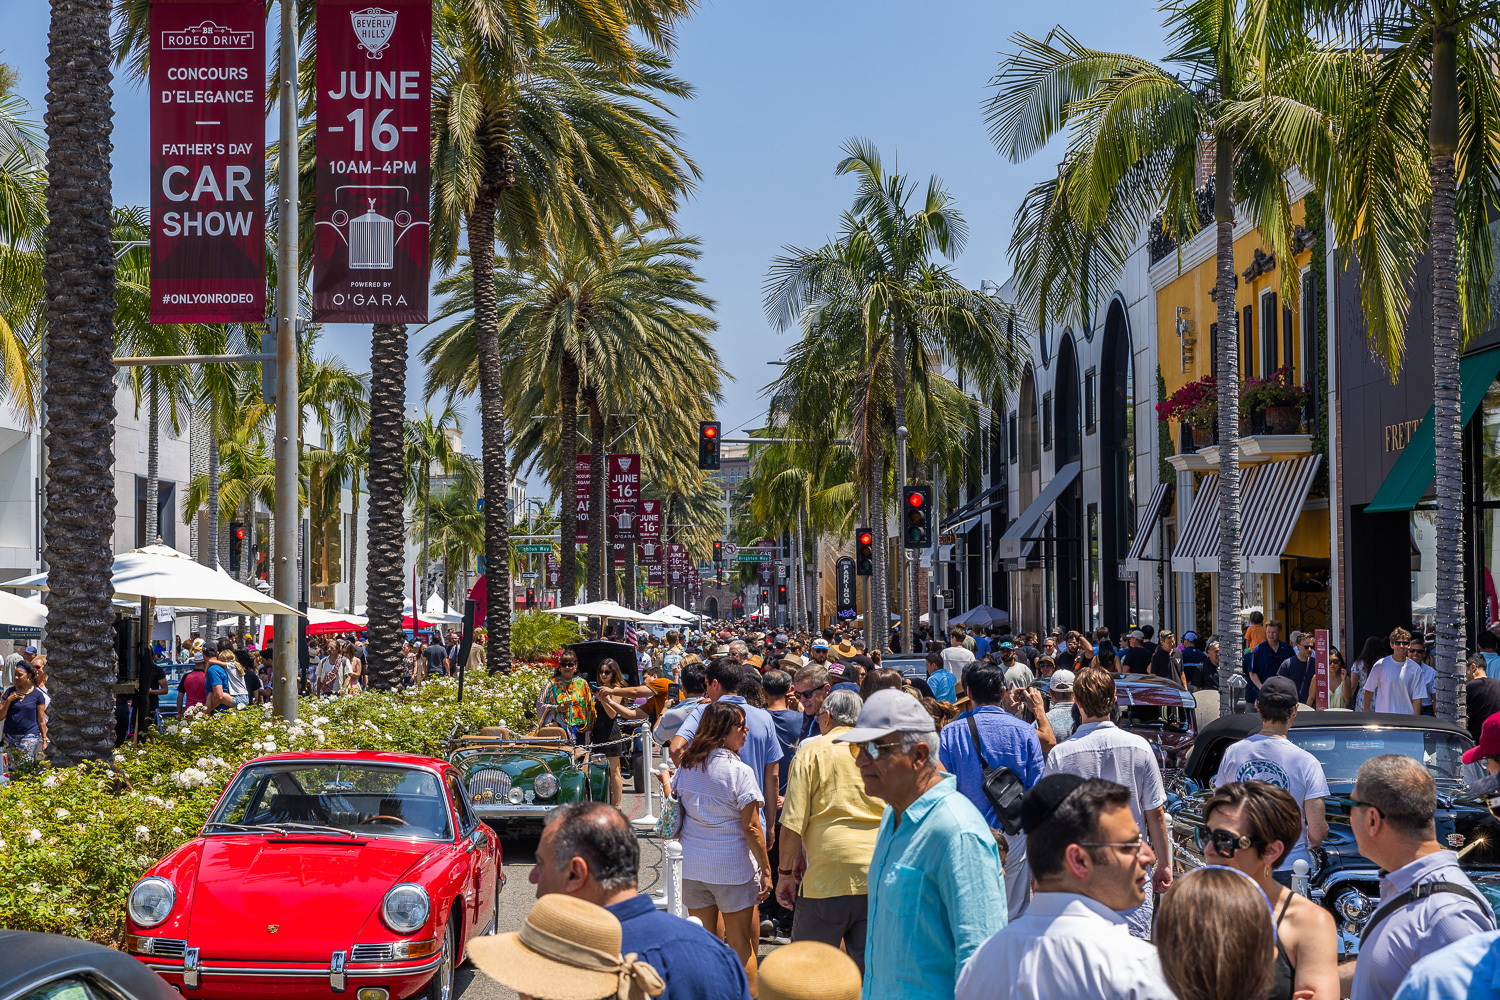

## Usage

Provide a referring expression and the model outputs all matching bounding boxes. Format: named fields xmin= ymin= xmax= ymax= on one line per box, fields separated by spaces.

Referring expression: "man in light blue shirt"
xmin=1350 ymin=754 xmax=1496 ymax=1000
xmin=669 ymin=659 xmax=783 ymax=839
xmin=1391 ymin=929 xmax=1500 ymax=999
xmin=924 ymin=651 xmax=957 ymax=703
xmin=834 ymin=689 xmax=1006 ymax=1000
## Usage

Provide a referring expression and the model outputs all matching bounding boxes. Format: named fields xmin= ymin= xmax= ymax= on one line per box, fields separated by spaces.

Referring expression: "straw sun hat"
xmin=759 ymin=941 xmax=862 ymax=1000
xmin=466 ymin=894 xmax=664 ymax=1000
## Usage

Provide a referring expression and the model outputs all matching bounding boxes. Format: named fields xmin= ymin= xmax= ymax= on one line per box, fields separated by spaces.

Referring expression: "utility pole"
xmin=272 ymin=0 xmax=301 ymax=724
xmin=896 ymin=424 xmax=910 ymax=655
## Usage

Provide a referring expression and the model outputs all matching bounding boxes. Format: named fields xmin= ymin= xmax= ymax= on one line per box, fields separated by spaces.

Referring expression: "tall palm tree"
xmin=405 ymin=406 xmax=476 ymax=607
xmin=1299 ymin=0 xmax=1500 ymax=723
xmin=365 ymin=322 xmax=406 ymax=687
xmin=988 ymin=7 xmax=1316 ymax=705
xmin=0 ymin=87 xmax=45 ymax=422
xmin=42 ymin=0 xmax=119 ymax=765
xmin=430 ymin=1 xmax=698 ymax=669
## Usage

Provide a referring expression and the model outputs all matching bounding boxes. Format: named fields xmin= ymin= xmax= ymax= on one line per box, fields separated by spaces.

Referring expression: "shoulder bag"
xmin=966 ymin=712 xmax=1026 ymax=836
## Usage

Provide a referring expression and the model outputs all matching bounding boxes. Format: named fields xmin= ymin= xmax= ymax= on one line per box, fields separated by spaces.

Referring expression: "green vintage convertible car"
xmin=448 ymin=725 xmax=611 ymax=836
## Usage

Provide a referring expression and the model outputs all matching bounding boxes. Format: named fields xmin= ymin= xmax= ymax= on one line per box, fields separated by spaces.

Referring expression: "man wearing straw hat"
xmin=467 ymin=893 xmax=665 ymax=1000
xmin=530 ymin=802 xmax=752 ymax=1000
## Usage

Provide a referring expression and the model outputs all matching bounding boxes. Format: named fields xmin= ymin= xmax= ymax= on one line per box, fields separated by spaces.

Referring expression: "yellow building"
xmin=1152 ymin=190 xmax=1331 ymax=637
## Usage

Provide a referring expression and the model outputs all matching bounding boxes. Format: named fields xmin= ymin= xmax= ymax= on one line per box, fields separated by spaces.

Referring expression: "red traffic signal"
xmin=858 ymin=531 xmax=873 ymax=546
xmin=703 ymin=424 xmax=717 ymax=438
xmin=907 ymin=491 xmax=924 ymax=508
xmin=234 ymin=527 xmax=246 ymax=540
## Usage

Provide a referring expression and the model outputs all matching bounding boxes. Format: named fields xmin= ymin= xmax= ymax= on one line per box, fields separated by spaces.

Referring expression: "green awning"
xmin=1365 ymin=346 xmax=1500 ymax=513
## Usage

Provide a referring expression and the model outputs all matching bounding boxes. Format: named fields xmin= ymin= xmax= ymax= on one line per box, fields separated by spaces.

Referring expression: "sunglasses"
xmin=1202 ymin=827 xmax=1265 ymax=857
xmin=1077 ymin=837 xmax=1147 ymax=859
xmin=847 ymin=738 xmax=904 ymax=761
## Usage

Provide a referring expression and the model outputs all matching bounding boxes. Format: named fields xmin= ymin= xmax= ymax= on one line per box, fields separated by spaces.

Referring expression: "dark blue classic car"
xmin=1168 ymin=711 xmax=1500 ymax=958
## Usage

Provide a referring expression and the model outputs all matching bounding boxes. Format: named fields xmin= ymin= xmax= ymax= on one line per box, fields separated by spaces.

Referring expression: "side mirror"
xmin=469 ymin=827 xmax=488 ymax=849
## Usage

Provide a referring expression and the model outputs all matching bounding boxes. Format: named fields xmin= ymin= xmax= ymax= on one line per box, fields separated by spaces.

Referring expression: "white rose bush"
xmin=0 ymin=667 xmax=548 ymax=942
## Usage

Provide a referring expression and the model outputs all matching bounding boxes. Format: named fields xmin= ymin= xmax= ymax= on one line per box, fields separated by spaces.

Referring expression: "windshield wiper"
xmin=206 ymin=820 xmax=288 ymax=835
xmin=273 ymin=822 xmax=360 ymax=838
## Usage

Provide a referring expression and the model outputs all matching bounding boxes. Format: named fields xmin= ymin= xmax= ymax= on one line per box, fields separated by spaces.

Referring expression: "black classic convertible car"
xmin=1168 ymin=711 xmax=1500 ymax=958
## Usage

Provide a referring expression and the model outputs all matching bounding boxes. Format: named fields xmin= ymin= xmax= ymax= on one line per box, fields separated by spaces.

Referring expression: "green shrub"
xmin=510 ymin=609 xmax=584 ymax=661
xmin=0 ymin=668 xmax=548 ymax=944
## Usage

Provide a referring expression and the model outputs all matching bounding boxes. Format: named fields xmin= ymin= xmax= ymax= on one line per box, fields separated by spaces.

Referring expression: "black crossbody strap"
xmin=966 ymin=712 xmax=992 ymax=777
xmin=1358 ymin=881 xmax=1490 ymax=944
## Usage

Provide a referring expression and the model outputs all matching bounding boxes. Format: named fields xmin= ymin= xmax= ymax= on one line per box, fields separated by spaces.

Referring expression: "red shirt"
xmin=181 ymin=668 xmax=207 ymax=710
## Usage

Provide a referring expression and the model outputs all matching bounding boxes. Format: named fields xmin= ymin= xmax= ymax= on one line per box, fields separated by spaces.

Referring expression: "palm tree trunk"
xmin=624 ymin=541 xmax=637 ymax=608
xmin=366 ymin=322 xmax=407 ymax=688
xmin=468 ymin=197 xmax=512 ymax=672
xmin=585 ymin=388 xmax=606 ymax=603
xmin=893 ymin=327 xmax=909 ymax=653
xmin=869 ymin=448 xmax=890 ymax=651
xmin=205 ymin=418 xmax=219 ymax=639
xmin=559 ymin=355 xmax=579 ymax=605
xmin=1431 ymin=27 xmax=1464 ymax=726
xmin=1213 ymin=142 xmax=1243 ymax=715
xmin=42 ymin=0 xmax=118 ymax=765
xmin=421 ymin=477 xmax=430 ymax=609
xmin=145 ymin=373 xmax=160 ymax=543
xmin=347 ymin=488 xmax=359 ymax=612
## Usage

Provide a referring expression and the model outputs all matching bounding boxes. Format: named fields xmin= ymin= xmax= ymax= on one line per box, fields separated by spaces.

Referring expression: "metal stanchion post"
xmin=633 ymin=723 xmax=658 ymax=828
xmin=1290 ymin=858 xmax=1310 ymax=896
xmin=664 ymin=840 xmax=684 ymax=918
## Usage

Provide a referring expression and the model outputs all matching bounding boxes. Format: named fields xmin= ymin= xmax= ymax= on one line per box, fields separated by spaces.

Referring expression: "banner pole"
xmin=272 ymin=0 xmax=301 ymax=725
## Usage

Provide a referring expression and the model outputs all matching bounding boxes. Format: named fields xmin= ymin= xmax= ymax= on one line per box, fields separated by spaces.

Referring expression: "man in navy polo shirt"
xmin=531 ymin=802 xmax=751 ymax=1000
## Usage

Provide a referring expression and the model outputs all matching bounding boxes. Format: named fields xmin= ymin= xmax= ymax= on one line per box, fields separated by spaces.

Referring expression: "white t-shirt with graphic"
xmin=1215 ymin=733 xmax=1330 ymax=869
xmin=1364 ymin=656 xmax=1426 ymax=714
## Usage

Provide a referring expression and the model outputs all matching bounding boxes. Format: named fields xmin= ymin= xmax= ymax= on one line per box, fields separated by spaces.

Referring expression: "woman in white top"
xmin=673 ymin=701 xmax=772 ymax=995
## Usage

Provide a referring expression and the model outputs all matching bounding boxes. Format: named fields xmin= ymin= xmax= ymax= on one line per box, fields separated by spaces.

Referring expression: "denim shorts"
xmin=681 ymin=876 xmax=760 ymax=914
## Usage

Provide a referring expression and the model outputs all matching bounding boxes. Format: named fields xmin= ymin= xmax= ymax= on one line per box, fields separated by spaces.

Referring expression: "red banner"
xmin=313 ymin=0 xmax=430 ymax=322
xmin=613 ymin=540 xmax=627 ymax=569
xmin=608 ymin=454 xmax=641 ymax=542
xmin=1314 ymin=629 xmax=1329 ymax=709
xmin=668 ymin=542 xmax=686 ymax=583
xmin=149 ymin=0 xmax=265 ymax=324
xmin=575 ymin=455 xmax=591 ymax=545
xmin=544 ymin=552 xmax=560 ymax=590
xmin=638 ymin=498 xmax=662 ymax=552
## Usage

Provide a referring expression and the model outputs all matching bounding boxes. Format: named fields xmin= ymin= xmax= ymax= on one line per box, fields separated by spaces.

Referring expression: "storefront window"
xmin=1482 ymin=381 xmax=1500 ymax=502
xmin=1410 ymin=509 xmax=1436 ymax=634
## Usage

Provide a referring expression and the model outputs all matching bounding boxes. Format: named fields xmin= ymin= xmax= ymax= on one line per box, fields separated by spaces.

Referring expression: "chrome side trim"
xmin=145 ymin=955 xmax=444 ymax=978
xmin=330 ymin=950 xmax=347 ymax=993
xmin=182 ymin=947 xmax=201 ymax=990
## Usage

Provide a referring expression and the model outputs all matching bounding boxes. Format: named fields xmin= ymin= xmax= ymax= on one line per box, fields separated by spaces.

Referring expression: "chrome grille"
xmin=351 ymin=943 xmax=394 ymax=962
xmin=468 ymin=768 xmax=512 ymax=803
xmin=142 ymin=937 xmax=187 ymax=958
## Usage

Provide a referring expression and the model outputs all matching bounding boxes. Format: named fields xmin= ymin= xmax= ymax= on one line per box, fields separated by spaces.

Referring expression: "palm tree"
xmin=0 ymin=86 xmax=45 ymax=422
xmin=405 ymin=406 xmax=476 ymax=607
xmin=987 ymin=8 xmax=1316 ymax=706
xmin=1300 ymin=0 xmax=1500 ymax=723
xmin=365 ymin=321 xmax=406 ymax=687
xmin=429 ymin=2 xmax=699 ymax=669
xmin=42 ymin=0 xmax=120 ymax=765
xmin=425 ymin=478 xmax=486 ymax=606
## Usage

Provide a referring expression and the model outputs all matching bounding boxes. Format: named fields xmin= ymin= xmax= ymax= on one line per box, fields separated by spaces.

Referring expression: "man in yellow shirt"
xmin=775 ymin=688 xmax=884 ymax=973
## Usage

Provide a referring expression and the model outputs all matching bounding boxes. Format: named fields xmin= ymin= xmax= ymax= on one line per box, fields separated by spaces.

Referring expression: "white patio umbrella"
xmin=2 ymin=544 xmax=301 ymax=617
xmin=0 ymin=588 xmax=46 ymax=629
xmin=414 ymin=594 xmax=464 ymax=624
xmin=636 ymin=608 xmax=694 ymax=625
xmin=543 ymin=600 xmax=651 ymax=621
xmin=654 ymin=603 xmax=699 ymax=622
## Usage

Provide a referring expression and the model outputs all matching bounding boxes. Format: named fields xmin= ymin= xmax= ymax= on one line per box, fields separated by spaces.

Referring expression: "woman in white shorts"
xmin=673 ymin=700 xmax=772 ymax=994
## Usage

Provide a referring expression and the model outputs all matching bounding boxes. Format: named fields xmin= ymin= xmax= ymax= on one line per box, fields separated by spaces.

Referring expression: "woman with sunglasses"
xmin=675 ymin=701 xmax=772 ymax=995
xmin=1200 ymin=781 xmax=1338 ymax=1000
xmin=1326 ymin=647 xmax=1356 ymax=710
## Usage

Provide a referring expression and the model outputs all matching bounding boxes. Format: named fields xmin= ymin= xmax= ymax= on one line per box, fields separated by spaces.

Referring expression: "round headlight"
xmin=128 ymin=877 xmax=177 ymax=928
xmin=1334 ymin=888 xmax=1376 ymax=924
xmin=508 ymin=787 xmax=526 ymax=805
xmin=533 ymin=773 xmax=559 ymax=799
xmin=381 ymin=883 xmax=431 ymax=934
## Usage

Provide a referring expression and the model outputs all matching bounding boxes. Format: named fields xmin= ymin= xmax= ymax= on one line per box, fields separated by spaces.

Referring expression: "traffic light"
xmin=903 ymin=485 xmax=932 ymax=549
xmin=716 ymin=568 xmax=723 ymax=584
xmin=228 ymin=522 xmax=245 ymax=574
xmin=526 ymin=587 xmax=536 ymax=608
xmin=856 ymin=528 xmax=873 ymax=576
xmin=777 ymin=583 xmax=788 ymax=605
xmin=713 ymin=539 xmax=723 ymax=563
xmin=698 ymin=421 xmax=721 ymax=470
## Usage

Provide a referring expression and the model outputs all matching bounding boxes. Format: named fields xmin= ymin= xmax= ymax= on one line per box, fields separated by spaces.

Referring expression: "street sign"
xmin=723 ymin=541 xmax=739 ymax=561
xmin=835 ymin=557 xmax=856 ymax=619
xmin=516 ymin=543 xmax=551 ymax=554
xmin=520 ymin=571 xmax=539 ymax=580
xmin=736 ymin=551 xmax=771 ymax=563
xmin=941 ymin=589 xmax=955 ymax=610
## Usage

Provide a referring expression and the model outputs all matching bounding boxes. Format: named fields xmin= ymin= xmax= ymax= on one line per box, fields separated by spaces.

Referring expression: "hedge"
xmin=0 ymin=667 xmax=549 ymax=944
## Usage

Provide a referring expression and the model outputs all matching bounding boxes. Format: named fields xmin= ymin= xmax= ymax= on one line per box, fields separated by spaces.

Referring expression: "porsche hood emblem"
xmin=267 ymin=924 xmax=279 ymax=934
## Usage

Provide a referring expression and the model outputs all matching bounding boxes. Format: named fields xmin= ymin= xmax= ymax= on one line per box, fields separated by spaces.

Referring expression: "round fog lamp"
xmin=357 ymin=990 xmax=389 ymax=1000
xmin=533 ymin=773 xmax=559 ymax=799
xmin=508 ymin=787 xmax=526 ymax=804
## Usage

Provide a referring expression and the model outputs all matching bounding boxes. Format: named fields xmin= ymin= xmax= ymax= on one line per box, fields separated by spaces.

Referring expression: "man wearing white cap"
xmin=835 ymin=689 xmax=1006 ymax=1000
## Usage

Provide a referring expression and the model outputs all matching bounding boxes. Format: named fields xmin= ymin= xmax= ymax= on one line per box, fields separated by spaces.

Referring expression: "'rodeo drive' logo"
xmin=350 ymin=8 xmax=397 ymax=58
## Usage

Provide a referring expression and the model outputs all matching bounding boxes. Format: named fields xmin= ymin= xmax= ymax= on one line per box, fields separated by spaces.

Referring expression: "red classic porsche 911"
xmin=124 ymin=750 xmax=502 ymax=1000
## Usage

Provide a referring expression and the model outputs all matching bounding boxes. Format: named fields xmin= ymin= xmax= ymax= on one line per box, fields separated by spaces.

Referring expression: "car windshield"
xmin=209 ymin=763 xmax=453 ymax=840
xmin=1120 ymin=703 xmax=1193 ymax=731
xmin=1291 ymin=727 xmax=1469 ymax=783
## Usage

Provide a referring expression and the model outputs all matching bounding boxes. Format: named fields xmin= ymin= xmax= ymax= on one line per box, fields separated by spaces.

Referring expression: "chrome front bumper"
xmin=473 ymin=802 xmax=560 ymax=819
xmin=146 ymin=948 xmax=443 ymax=992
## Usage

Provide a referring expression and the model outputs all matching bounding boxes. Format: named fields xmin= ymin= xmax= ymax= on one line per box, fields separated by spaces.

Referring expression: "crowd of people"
xmin=501 ymin=614 xmax=1500 ymax=1000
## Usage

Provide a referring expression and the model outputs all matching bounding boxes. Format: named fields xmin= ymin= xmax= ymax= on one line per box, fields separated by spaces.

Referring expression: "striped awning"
xmin=1172 ymin=474 xmax=1219 ymax=573
xmin=1126 ymin=484 xmax=1173 ymax=562
xmin=1242 ymin=455 xmax=1322 ymax=573
xmin=1170 ymin=456 xmax=1322 ymax=574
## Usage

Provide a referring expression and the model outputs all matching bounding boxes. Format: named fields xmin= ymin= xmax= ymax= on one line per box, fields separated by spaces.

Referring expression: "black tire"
xmin=631 ymin=750 xmax=646 ymax=794
xmin=423 ymin=916 xmax=456 ymax=1000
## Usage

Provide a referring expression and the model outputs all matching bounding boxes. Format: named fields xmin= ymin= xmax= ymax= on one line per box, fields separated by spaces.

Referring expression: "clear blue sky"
xmin=5 ymin=0 xmax=1168 ymax=470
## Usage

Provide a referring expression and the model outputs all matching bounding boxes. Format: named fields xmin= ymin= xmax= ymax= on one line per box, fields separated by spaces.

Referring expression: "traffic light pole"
xmin=896 ymin=425 xmax=909 ymax=656
xmin=271 ymin=0 xmax=301 ymax=725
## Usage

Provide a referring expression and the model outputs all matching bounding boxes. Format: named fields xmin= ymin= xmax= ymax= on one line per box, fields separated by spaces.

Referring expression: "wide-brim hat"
xmin=759 ymin=941 xmax=861 ymax=1000
xmin=832 ymin=641 xmax=857 ymax=658
xmin=466 ymin=894 xmax=663 ymax=1000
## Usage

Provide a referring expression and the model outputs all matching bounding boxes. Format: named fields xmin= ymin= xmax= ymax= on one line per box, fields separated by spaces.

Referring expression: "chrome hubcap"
xmin=437 ymin=928 xmax=452 ymax=1000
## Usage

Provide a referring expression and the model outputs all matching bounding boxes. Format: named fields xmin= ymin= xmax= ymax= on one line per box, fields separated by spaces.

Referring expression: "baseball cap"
xmin=191 ymin=652 xmax=205 ymax=663
xmin=774 ymin=634 xmax=788 ymax=644
xmin=811 ymin=640 xmax=830 ymax=651
xmin=998 ymin=639 xmax=1014 ymax=649
xmin=834 ymin=688 xmax=936 ymax=743
xmin=1183 ymin=631 xmax=1199 ymax=643
xmin=1049 ymin=669 xmax=1076 ymax=693
xmin=1021 ymin=773 xmax=1087 ymax=835
xmin=1129 ymin=630 xmax=1145 ymax=640
xmin=23 ymin=645 xmax=37 ymax=654
xmin=1464 ymin=713 xmax=1500 ymax=765
xmin=826 ymin=662 xmax=848 ymax=678
xmin=1259 ymin=676 xmax=1300 ymax=712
